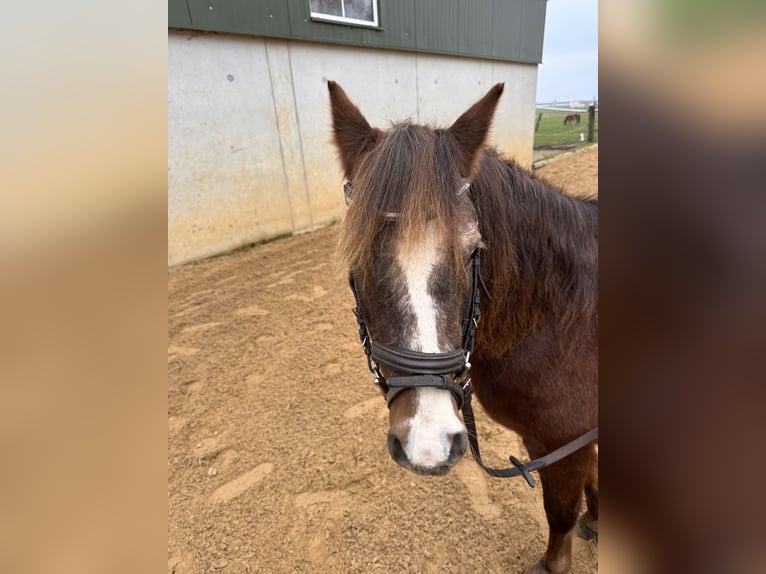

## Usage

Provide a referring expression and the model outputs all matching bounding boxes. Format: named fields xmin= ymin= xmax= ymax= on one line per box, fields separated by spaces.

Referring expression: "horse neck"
xmin=472 ymin=151 xmax=598 ymax=356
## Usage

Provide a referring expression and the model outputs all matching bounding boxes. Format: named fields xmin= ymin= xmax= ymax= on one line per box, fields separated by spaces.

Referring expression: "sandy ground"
xmin=168 ymin=145 xmax=598 ymax=573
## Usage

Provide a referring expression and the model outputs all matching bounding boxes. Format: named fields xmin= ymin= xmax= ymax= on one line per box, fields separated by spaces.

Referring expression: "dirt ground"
xmin=168 ymin=145 xmax=598 ymax=573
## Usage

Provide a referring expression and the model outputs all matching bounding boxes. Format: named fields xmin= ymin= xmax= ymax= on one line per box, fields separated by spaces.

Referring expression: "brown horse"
xmin=328 ymin=81 xmax=598 ymax=574
xmin=564 ymin=113 xmax=581 ymax=125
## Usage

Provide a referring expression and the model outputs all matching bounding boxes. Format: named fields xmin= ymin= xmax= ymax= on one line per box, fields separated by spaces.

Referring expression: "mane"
xmin=337 ymin=122 xmax=598 ymax=358
xmin=470 ymin=149 xmax=598 ymax=357
xmin=338 ymin=123 xmax=470 ymax=287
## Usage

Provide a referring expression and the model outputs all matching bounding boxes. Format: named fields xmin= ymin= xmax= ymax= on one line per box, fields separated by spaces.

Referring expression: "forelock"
xmin=338 ymin=123 xmax=473 ymax=288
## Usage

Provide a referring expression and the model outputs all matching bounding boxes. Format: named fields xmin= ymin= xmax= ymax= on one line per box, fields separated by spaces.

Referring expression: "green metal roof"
xmin=168 ymin=0 xmax=547 ymax=64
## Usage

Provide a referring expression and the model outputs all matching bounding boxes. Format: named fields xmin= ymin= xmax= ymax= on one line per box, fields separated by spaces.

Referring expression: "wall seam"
xmin=414 ymin=0 xmax=420 ymax=122
xmin=415 ymin=54 xmax=420 ymax=122
xmin=265 ymin=38 xmax=297 ymax=231
xmin=286 ymin=42 xmax=315 ymax=228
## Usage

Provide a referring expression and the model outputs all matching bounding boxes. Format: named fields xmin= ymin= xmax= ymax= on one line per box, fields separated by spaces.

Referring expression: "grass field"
xmin=534 ymin=109 xmax=599 ymax=148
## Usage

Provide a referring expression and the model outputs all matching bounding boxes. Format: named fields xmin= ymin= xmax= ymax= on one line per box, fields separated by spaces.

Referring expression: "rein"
xmin=345 ymin=180 xmax=598 ymax=487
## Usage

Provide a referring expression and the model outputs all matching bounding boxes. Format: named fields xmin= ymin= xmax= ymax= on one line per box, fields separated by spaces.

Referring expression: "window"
xmin=309 ymin=0 xmax=379 ymax=28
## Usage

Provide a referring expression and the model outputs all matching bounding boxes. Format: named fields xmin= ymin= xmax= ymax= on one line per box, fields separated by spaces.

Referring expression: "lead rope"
xmin=462 ymin=397 xmax=599 ymax=487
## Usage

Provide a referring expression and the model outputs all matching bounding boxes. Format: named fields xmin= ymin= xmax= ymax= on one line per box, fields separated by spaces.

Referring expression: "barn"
xmin=168 ymin=0 xmax=548 ymax=265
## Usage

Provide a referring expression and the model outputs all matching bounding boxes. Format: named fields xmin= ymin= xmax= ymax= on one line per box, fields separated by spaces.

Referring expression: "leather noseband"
xmin=370 ymin=342 xmax=466 ymax=375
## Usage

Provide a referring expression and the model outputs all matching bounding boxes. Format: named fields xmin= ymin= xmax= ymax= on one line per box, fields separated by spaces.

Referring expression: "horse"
xmin=564 ymin=113 xmax=581 ymax=125
xmin=328 ymin=81 xmax=598 ymax=574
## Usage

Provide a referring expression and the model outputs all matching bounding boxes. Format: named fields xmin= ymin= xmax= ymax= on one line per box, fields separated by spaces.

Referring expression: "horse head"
xmin=328 ymin=81 xmax=503 ymax=475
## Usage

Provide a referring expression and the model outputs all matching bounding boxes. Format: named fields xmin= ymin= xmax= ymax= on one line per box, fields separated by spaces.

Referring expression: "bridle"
xmin=345 ymin=177 xmax=480 ymax=410
xmin=344 ymin=178 xmax=598 ymax=487
xmin=348 ymin=246 xmax=485 ymax=410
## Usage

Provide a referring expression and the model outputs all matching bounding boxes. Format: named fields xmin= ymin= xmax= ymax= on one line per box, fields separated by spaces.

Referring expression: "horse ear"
xmin=448 ymin=83 xmax=504 ymax=173
xmin=327 ymin=81 xmax=381 ymax=179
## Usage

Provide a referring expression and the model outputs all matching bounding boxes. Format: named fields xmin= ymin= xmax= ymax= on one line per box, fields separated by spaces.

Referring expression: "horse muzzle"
xmin=386 ymin=386 xmax=468 ymax=475
xmin=387 ymin=425 xmax=468 ymax=475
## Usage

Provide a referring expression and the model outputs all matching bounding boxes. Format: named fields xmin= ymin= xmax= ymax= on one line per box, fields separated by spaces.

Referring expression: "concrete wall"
xmin=168 ymin=30 xmax=539 ymax=265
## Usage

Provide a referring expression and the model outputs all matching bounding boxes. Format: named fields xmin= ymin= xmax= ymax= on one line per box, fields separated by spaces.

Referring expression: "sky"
xmin=536 ymin=0 xmax=598 ymax=104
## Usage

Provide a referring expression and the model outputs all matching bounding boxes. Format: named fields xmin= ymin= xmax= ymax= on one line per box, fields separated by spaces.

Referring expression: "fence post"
xmin=587 ymin=105 xmax=595 ymax=142
xmin=535 ymin=112 xmax=543 ymax=132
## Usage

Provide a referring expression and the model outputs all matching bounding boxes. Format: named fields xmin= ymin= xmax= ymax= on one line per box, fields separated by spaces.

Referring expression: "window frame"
xmin=308 ymin=0 xmax=380 ymax=29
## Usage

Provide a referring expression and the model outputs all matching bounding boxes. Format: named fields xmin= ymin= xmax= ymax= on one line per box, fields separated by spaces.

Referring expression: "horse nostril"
xmin=449 ymin=430 xmax=468 ymax=460
xmin=387 ymin=434 xmax=409 ymax=465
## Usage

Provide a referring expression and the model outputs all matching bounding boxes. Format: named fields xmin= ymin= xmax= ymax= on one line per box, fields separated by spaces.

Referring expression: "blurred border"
xmin=2 ymin=1 xmax=765 ymax=573
xmin=600 ymin=1 xmax=766 ymax=572
xmin=0 ymin=2 xmax=167 ymax=573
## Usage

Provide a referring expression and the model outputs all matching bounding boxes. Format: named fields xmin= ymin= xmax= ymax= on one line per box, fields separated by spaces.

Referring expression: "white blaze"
xmin=395 ymin=222 xmax=466 ymax=468
xmin=396 ymin=222 xmax=442 ymax=354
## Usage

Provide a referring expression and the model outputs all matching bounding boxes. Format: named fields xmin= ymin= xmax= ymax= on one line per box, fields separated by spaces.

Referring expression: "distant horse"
xmin=328 ymin=81 xmax=598 ymax=574
xmin=564 ymin=113 xmax=581 ymax=125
